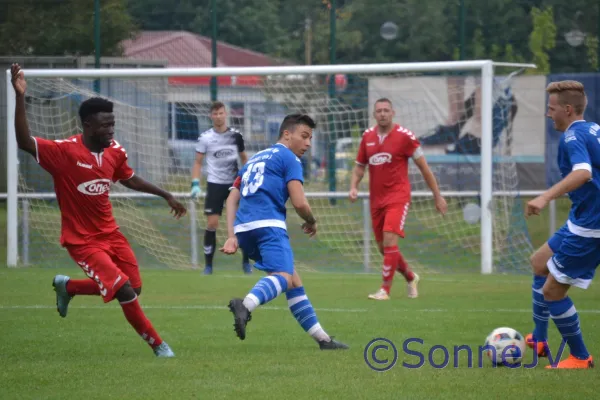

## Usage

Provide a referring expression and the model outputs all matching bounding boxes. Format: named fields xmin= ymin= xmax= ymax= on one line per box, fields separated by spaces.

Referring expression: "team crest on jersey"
xmin=369 ymin=152 xmax=392 ymax=165
xmin=564 ymin=131 xmax=576 ymax=143
xmin=77 ymin=179 xmax=111 ymax=196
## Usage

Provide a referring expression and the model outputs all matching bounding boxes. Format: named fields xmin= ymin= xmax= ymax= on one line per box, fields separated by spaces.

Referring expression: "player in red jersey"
xmin=349 ymin=98 xmax=447 ymax=300
xmin=11 ymin=64 xmax=186 ymax=357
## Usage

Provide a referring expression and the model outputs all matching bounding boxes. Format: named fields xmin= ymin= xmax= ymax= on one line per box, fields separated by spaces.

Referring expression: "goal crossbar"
xmin=13 ymin=60 xmax=536 ymax=78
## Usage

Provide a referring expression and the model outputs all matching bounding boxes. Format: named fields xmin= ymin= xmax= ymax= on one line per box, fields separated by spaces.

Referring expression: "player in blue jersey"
xmin=220 ymin=113 xmax=349 ymax=350
xmin=525 ymin=80 xmax=598 ymax=369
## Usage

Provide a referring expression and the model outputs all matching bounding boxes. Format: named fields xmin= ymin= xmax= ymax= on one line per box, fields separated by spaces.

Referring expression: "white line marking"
xmin=2 ymin=305 xmax=600 ymax=314
xmin=216 ymin=274 xmax=534 ymax=284
xmin=0 ymin=305 xmax=368 ymax=313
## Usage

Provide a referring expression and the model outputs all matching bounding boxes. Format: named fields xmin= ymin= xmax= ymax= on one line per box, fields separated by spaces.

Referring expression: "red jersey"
xmin=33 ymin=134 xmax=134 ymax=246
xmin=356 ymin=124 xmax=420 ymax=208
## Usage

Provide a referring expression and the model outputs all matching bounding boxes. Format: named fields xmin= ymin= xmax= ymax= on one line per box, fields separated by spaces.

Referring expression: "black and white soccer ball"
xmin=484 ymin=327 xmax=526 ymax=366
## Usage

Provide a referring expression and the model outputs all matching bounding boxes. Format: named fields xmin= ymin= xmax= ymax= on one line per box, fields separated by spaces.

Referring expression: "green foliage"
xmin=585 ymin=35 xmax=599 ymax=71
xmin=528 ymin=6 xmax=556 ymax=75
xmin=1 ymin=0 xmax=595 ymax=72
xmin=0 ymin=0 xmax=136 ymax=56
xmin=472 ymin=28 xmax=486 ymax=59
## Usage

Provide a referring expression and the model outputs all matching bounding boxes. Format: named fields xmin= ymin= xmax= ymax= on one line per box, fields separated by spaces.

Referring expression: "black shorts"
xmin=204 ymin=182 xmax=232 ymax=215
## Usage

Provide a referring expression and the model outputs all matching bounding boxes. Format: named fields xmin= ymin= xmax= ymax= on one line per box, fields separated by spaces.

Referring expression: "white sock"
xmin=242 ymin=295 xmax=259 ymax=312
xmin=308 ymin=323 xmax=330 ymax=342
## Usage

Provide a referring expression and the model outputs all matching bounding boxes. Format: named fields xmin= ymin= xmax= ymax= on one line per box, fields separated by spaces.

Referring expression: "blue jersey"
xmin=557 ymin=120 xmax=600 ymax=233
xmin=234 ymin=143 xmax=304 ymax=233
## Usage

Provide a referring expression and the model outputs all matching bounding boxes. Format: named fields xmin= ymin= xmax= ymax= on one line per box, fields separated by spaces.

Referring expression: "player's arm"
xmin=350 ymin=164 xmax=366 ymax=193
xmin=412 ymin=148 xmax=447 ymax=215
xmin=288 ymin=180 xmax=317 ymax=237
xmin=120 ymin=175 xmax=186 ymax=219
xmin=11 ymin=64 xmax=36 ymax=156
xmin=221 ymin=177 xmax=241 ymax=254
xmin=527 ymin=134 xmax=592 ymax=216
xmin=527 ymin=170 xmax=590 ymax=218
xmin=235 ymin=131 xmax=248 ymax=166
xmin=543 ymin=170 xmax=590 ymax=200
xmin=412 ymin=146 xmax=448 ymax=215
xmin=190 ymin=152 xmax=204 ymax=198
xmin=225 ymin=187 xmax=240 ymax=239
xmin=239 ymin=151 xmax=248 ymax=166
xmin=191 ymin=134 xmax=206 ymax=198
xmin=349 ymin=136 xmax=368 ymax=202
xmin=527 ymin=132 xmax=593 ymax=217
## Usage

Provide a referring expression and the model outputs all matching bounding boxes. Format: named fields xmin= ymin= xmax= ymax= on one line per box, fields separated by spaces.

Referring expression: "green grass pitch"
xmin=2 ymin=197 xmax=597 ymax=399
xmin=0 ymin=268 xmax=599 ymax=399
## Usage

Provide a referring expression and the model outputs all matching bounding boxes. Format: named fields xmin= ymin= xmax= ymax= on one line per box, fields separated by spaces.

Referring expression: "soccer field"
xmin=0 ymin=268 xmax=598 ymax=400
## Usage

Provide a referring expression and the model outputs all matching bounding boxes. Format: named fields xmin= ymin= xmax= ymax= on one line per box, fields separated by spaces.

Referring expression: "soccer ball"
xmin=484 ymin=327 xmax=526 ymax=366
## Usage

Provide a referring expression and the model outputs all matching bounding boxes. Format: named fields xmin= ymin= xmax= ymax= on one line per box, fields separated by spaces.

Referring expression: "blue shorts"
xmin=547 ymin=223 xmax=600 ymax=289
xmin=236 ymin=227 xmax=294 ymax=275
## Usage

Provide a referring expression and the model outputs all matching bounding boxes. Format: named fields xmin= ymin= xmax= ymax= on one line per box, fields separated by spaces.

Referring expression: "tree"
xmin=0 ymin=0 xmax=136 ymax=56
xmin=543 ymin=1 xmax=598 ymax=73
xmin=528 ymin=6 xmax=556 ymax=75
xmin=585 ymin=35 xmax=599 ymax=71
xmin=127 ymin=0 xmax=198 ymax=31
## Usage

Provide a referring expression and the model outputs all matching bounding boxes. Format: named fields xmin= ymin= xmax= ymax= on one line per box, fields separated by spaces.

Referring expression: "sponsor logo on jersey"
xmin=77 ymin=161 xmax=93 ymax=169
xmin=369 ymin=152 xmax=392 ymax=165
xmin=77 ymin=178 xmax=111 ymax=196
xmin=214 ymin=148 xmax=235 ymax=158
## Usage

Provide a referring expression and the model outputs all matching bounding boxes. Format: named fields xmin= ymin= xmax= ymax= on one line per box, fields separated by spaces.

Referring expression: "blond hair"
xmin=546 ymin=80 xmax=587 ymax=115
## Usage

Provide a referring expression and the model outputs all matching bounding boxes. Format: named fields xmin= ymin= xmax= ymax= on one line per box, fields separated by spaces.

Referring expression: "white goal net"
xmin=5 ymin=61 xmax=537 ymax=274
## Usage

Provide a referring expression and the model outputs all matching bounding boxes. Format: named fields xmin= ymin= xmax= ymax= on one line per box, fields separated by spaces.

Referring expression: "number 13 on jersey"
xmin=241 ymin=162 xmax=265 ymax=196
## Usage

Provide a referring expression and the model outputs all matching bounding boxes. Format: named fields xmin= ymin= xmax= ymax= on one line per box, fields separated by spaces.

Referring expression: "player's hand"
xmin=435 ymin=195 xmax=448 ymax=216
xmin=220 ymin=237 xmax=238 ymax=254
xmin=167 ymin=195 xmax=187 ymax=219
xmin=11 ymin=64 xmax=26 ymax=96
xmin=349 ymin=188 xmax=358 ymax=203
xmin=526 ymin=195 xmax=549 ymax=217
xmin=301 ymin=221 xmax=317 ymax=238
xmin=190 ymin=179 xmax=202 ymax=199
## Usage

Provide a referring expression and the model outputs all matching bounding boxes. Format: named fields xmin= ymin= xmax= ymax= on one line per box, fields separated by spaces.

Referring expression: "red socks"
xmin=120 ymin=296 xmax=163 ymax=349
xmin=396 ymin=250 xmax=415 ymax=282
xmin=382 ymin=246 xmax=400 ymax=294
xmin=66 ymin=279 xmax=101 ymax=296
xmin=381 ymin=246 xmax=415 ymax=294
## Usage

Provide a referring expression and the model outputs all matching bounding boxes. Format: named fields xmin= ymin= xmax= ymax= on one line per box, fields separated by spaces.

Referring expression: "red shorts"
xmin=371 ymin=202 xmax=410 ymax=243
xmin=65 ymin=230 xmax=140 ymax=303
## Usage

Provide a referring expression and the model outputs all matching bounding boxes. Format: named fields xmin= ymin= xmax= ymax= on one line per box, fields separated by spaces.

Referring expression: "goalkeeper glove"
xmin=190 ymin=179 xmax=202 ymax=198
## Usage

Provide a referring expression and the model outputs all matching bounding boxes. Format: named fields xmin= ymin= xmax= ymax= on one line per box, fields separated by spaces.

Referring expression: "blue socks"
xmin=547 ymin=296 xmax=590 ymax=359
xmin=286 ymin=286 xmax=330 ymax=342
xmin=532 ymin=275 xmax=549 ymax=341
xmin=241 ymin=277 xmax=330 ymax=342
xmin=243 ymin=275 xmax=288 ymax=311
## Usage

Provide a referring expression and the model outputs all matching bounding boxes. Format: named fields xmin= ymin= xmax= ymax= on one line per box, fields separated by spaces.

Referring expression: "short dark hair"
xmin=278 ymin=113 xmax=316 ymax=138
xmin=210 ymin=101 xmax=226 ymax=112
xmin=79 ymin=97 xmax=113 ymax=123
xmin=375 ymin=97 xmax=393 ymax=107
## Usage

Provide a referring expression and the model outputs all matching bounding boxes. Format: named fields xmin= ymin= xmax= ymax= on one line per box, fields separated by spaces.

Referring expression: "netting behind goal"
xmin=11 ymin=65 xmax=534 ymax=274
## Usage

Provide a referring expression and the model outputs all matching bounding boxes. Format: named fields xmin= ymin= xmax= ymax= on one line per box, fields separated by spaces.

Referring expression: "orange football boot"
xmin=546 ymin=354 xmax=594 ymax=369
xmin=526 ymin=333 xmax=548 ymax=357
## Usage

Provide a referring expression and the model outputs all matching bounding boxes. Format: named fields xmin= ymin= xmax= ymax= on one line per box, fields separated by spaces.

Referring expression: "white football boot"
xmin=368 ymin=288 xmax=390 ymax=300
xmin=407 ymin=273 xmax=420 ymax=298
xmin=153 ymin=342 xmax=175 ymax=358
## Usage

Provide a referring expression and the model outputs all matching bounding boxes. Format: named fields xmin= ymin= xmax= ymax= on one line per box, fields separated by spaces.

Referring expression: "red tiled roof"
xmin=121 ymin=30 xmax=287 ymax=68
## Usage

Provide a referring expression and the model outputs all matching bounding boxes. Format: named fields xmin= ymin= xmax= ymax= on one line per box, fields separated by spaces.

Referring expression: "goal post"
xmin=5 ymin=60 xmax=537 ymax=274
